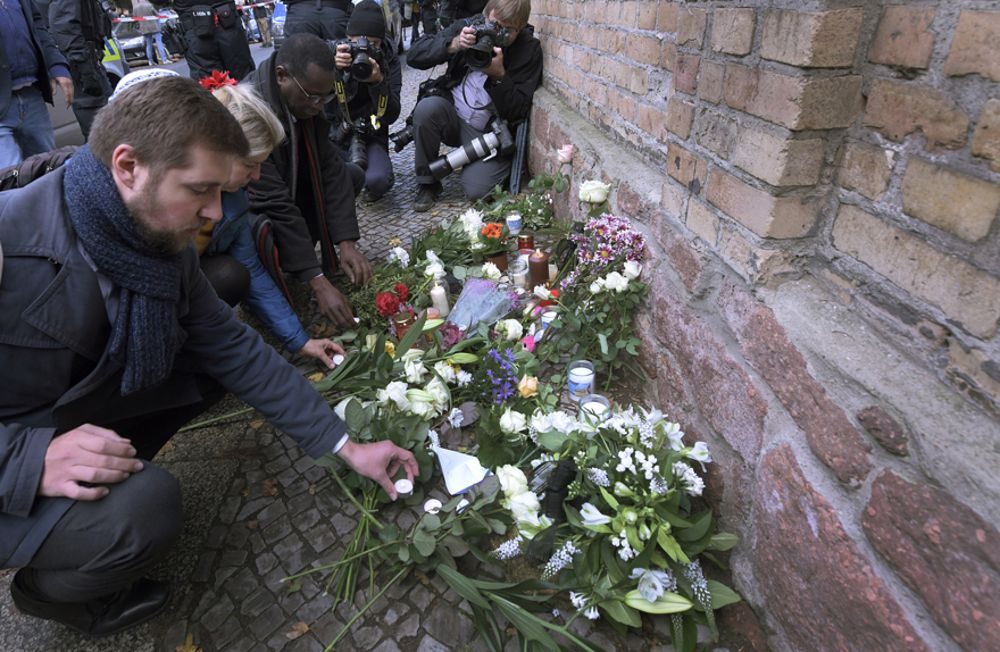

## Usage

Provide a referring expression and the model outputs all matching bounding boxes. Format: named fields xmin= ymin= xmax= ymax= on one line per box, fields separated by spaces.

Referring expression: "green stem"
xmin=324 ymin=566 xmax=410 ymax=651
xmin=177 ymin=406 xmax=255 ymax=432
xmin=331 ymin=472 xmax=385 ymax=530
xmin=283 ymin=541 xmax=397 ymax=582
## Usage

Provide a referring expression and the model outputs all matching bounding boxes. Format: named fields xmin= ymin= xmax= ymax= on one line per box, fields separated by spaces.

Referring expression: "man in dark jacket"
xmin=437 ymin=0 xmax=486 ymax=27
xmin=0 ymin=0 xmax=74 ymax=167
xmin=36 ymin=0 xmax=115 ymax=139
xmin=246 ymin=33 xmax=373 ymax=330
xmin=406 ymin=0 xmax=540 ymax=211
xmin=330 ymin=0 xmax=402 ymax=200
xmin=284 ymin=0 xmax=351 ymax=41
xmin=0 ymin=75 xmax=414 ymax=637
xmin=172 ymin=0 xmax=255 ymax=81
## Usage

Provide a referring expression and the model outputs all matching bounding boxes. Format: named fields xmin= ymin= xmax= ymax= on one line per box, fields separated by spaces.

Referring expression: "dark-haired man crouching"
xmin=0 ymin=74 xmax=415 ymax=637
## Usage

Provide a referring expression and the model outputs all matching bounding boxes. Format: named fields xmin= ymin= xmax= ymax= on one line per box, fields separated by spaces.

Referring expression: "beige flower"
xmin=518 ymin=375 xmax=539 ymax=398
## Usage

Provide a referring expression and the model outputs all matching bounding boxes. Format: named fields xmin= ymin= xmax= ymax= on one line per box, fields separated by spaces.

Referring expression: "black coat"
xmin=0 ymin=0 xmax=70 ymax=116
xmin=327 ymin=39 xmax=403 ymax=147
xmin=0 ymin=169 xmax=347 ymax=568
xmin=406 ymin=17 xmax=541 ymax=125
xmin=245 ymin=53 xmax=361 ymax=282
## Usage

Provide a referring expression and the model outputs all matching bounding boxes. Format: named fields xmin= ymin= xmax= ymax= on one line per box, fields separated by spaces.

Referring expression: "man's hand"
xmin=483 ymin=47 xmax=505 ymax=79
xmin=364 ymin=60 xmax=384 ymax=84
xmin=338 ymin=241 xmax=372 ymax=286
xmin=40 ymin=424 xmax=144 ymax=501
xmin=448 ymin=25 xmax=477 ymax=54
xmin=299 ymin=338 xmax=346 ymax=368
xmin=310 ymin=275 xmax=356 ymax=328
xmin=338 ymin=440 xmax=419 ymax=500
xmin=335 ymin=43 xmax=352 ymax=70
xmin=51 ymin=76 xmax=74 ymax=108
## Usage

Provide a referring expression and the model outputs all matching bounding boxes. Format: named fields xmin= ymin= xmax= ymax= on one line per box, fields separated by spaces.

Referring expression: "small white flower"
xmin=425 ymin=249 xmax=443 ymax=266
xmin=589 ymin=279 xmax=605 ymax=295
xmin=583 ymin=606 xmax=600 ymax=620
xmin=629 ymin=568 xmax=677 ymax=603
xmin=496 ymin=318 xmax=524 ymax=341
xmin=530 ymin=410 xmax=552 ymax=433
xmin=686 ymin=442 xmax=713 ymax=465
xmin=533 ymin=285 xmax=552 ymax=300
xmin=424 ymin=261 xmax=446 ymax=280
xmin=456 ymin=370 xmax=472 ymax=387
xmin=433 ymin=360 xmax=457 ymax=384
xmin=557 ymin=143 xmax=575 ymax=165
xmin=404 ymin=359 xmax=427 ymax=384
xmin=481 ymin=261 xmax=503 ymax=280
xmin=664 ymin=421 xmax=685 ymax=451
xmin=447 ymin=407 xmax=465 ymax=428
xmin=579 ymin=502 xmax=611 ymax=527
xmin=569 ymin=591 xmax=587 ymax=610
xmin=376 ymin=381 xmax=410 ymax=411
xmin=603 ymin=271 xmax=629 ymax=293
xmin=387 ymin=246 xmax=410 ymax=267
xmin=499 ymin=408 xmax=528 ymax=435
xmin=623 ymin=260 xmax=642 ymax=279
xmin=579 ymin=179 xmax=611 ymax=204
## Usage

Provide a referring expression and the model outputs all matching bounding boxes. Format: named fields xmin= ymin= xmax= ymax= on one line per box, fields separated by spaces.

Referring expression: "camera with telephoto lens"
xmin=333 ymin=117 xmax=371 ymax=171
xmin=428 ymin=119 xmax=513 ymax=180
xmin=335 ymin=36 xmax=378 ymax=80
xmin=465 ymin=16 xmax=510 ymax=70
xmin=389 ymin=117 xmax=414 ymax=152
xmin=389 ymin=76 xmax=456 ymax=152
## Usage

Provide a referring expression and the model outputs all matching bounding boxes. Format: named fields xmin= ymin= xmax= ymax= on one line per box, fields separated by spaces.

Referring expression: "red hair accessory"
xmin=199 ymin=70 xmax=237 ymax=91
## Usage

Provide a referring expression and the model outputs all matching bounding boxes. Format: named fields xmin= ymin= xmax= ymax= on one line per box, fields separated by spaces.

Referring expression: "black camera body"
xmin=465 ymin=16 xmax=509 ymax=70
xmin=389 ymin=76 xmax=458 ymax=152
xmin=335 ymin=36 xmax=380 ymax=80
xmin=428 ymin=118 xmax=514 ymax=180
xmin=333 ymin=117 xmax=372 ymax=171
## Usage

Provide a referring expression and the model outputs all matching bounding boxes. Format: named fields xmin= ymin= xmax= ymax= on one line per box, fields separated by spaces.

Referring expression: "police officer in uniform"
xmin=36 ymin=0 xmax=115 ymax=140
xmin=172 ymin=0 xmax=254 ymax=81
xmin=283 ymin=0 xmax=353 ymax=41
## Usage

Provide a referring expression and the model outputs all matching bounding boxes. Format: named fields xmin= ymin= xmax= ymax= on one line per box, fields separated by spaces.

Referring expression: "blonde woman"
xmin=203 ymin=78 xmax=345 ymax=368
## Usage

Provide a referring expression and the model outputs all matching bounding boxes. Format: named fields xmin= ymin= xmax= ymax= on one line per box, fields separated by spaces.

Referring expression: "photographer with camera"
xmin=329 ymin=0 xmax=402 ymax=201
xmin=405 ymin=0 xmax=540 ymax=212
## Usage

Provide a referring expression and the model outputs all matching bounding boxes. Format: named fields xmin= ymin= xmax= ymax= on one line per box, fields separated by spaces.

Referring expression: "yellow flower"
xmin=388 ymin=236 xmax=403 ymax=247
xmin=384 ymin=341 xmax=396 ymax=358
xmin=518 ymin=375 xmax=539 ymax=398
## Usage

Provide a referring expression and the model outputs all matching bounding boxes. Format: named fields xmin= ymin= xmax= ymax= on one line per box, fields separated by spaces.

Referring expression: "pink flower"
xmin=557 ymin=144 xmax=575 ymax=165
xmin=521 ymin=334 xmax=536 ymax=353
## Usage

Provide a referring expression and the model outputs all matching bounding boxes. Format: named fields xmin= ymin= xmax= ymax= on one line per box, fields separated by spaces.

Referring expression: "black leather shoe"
xmin=413 ymin=182 xmax=442 ymax=212
xmin=11 ymin=573 xmax=171 ymax=638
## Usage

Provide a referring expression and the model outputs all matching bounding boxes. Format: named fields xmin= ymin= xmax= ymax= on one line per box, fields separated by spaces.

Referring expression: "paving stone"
xmin=279 ymin=588 xmax=306 ymax=615
xmin=408 ymin=584 xmax=435 ymax=611
xmin=191 ymin=551 xmax=217 ymax=583
xmin=242 ymin=588 xmax=277 ymax=618
xmin=212 ymin=614 xmax=244 ymax=649
xmin=205 ymin=524 xmax=228 ymax=549
xmin=298 ymin=575 xmax=322 ymax=600
xmin=276 ymin=464 xmax=301 ymax=488
xmin=303 ymin=466 xmax=327 ymax=484
xmin=352 ymin=624 xmax=383 ymax=649
xmin=293 ymin=455 xmax=317 ymax=475
xmin=372 ymin=640 xmax=402 ymax=652
xmin=295 ymin=590 xmax=335 ymax=623
xmin=329 ymin=513 xmax=357 ymax=537
xmin=262 ymin=515 xmax=293 ymax=544
xmin=249 ymin=604 xmax=286 ymax=641
xmin=224 ymin=523 xmax=252 ymax=549
xmin=256 ymin=551 xmax=279 ymax=575
xmin=238 ymin=497 xmax=274 ymax=521
xmin=257 ymin=499 xmax=289 ymax=527
xmin=249 ymin=532 xmax=267 ymax=555
xmin=382 ymin=605 xmax=408 ymax=626
xmin=227 ymin=477 xmax=248 ymax=496
xmin=191 ymin=589 xmax=219 ymax=622
xmin=424 ymin=603 xmax=475 ymax=644
xmin=213 ymin=566 xmax=239 ymax=589
xmin=264 ymin=455 xmax=292 ymax=475
xmin=218 ymin=496 xmax=242 ymax=524
xmin=284 ymin=632 xmax=325 ymax=652
xmin=280 ymin=545 xmax=313 ymax=576
xmin=200 ymin=594 xmax=235 ymax=632
xmin=417 ymin=634 xmax=450 ymax=652
xmin=303 ymin=525 xmax=339 ymax=554
xmin=219 ymin=549 xmax=248 ymax=567
xmin=395 ymin=613 xmax=421 ymax=640
xmin=285 ymin=478 xmax=313 ymax=500
xmin=292 ymin=507 xmax=322 ymax=533
xmin=309 ymin=610 xmax=348 ymax=644
xmin=224 ymin=568 xmax=260 ymax=600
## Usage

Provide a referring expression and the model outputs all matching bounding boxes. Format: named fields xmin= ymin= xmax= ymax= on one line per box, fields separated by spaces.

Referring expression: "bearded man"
xmin=0 ymin=75 xmax=415 ymax=637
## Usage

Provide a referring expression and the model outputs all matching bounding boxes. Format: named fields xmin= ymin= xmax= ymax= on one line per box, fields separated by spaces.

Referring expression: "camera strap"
xmin=333 ymin=74 xmax=389 ymax=131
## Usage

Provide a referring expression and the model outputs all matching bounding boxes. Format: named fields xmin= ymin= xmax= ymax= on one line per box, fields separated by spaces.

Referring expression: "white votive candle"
xmin=424 ymin=498 xmax=443 ymax=514
xmin=568 ymin=369 xmax=595 ymax=400
xmin=394 ymin=479 xmax=413 ymax=497
xmin=548 ymin=263 xmax=558 ymax=283
xmin=429 ymin=283 xmax=450 ymax=317
xmin=582 ymin=400 xmax=609 ymax=417
xmin=332 ymin=354 xmax=345 ymax=366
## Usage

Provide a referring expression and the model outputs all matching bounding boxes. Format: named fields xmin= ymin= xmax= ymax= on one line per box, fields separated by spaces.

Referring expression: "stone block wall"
xmin=525 ymin=1 xmax=1000 ymax=650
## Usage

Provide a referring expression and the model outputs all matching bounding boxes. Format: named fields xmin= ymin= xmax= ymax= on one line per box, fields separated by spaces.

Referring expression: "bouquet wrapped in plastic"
xmin=447 ymin=279 xmax=514 ymax=331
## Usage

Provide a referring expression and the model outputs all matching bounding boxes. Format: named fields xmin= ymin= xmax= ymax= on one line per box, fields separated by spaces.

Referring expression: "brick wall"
xmin=526 ymin=1 xmax=1000 ymax=649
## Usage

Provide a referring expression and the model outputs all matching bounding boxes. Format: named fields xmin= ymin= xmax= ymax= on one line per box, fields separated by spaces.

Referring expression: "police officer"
xmin=172 ymin=0 xmax=255 ymax=81
xmin=284 ymin=0 xmax=353 ymax=41
xmin=437 ymin=0 xmax=487 ymax=27
xmin=37 ymin=0 xmax=115 ymax=139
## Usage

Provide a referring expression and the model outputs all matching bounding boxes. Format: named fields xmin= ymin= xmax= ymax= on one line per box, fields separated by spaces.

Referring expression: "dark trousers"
xmin=412 ymin=95 xmax=510 ymax=200
xmin=181 ymin=17 xmax=255 ymax=81
xmin=284 ymin=3 xmax=349 ymax=41
xmin=339 ymin=140 xmax=394 ymax=198
xmin=68 ymin=47 xmax=112 ymax=140
xmin=15 ymin=379 xmax=225 ymax=605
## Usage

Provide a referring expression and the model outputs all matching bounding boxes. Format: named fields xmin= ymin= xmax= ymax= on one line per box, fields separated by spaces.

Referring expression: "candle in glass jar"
xmin=548 ymin=263 xmax=558 ymax=283
xmin=509 ymin=257 xmax=529 ymax=289
xmin=430 ymin=283 xmax=450 ymax=317
xmin=579 ymin=394 xmax=611 ymax=420
xmin=505 ymin=212 xmax=523 ymax=236
xmin=517 ymin=234 xmax=534 ymax=251
xmin=567 ymin=360 xmax=595 ymax=402
xmin=528 ymin=250 xmax=549 ymax=288
xmin=393 ymin=312 xmax=415 ymax=340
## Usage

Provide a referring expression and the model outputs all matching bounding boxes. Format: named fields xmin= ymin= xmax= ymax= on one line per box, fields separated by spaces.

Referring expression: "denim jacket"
xmin=205 ymin=190 xmax=310 ymax=353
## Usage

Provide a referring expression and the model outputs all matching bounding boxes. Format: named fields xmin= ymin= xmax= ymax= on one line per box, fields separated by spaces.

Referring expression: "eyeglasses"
xmin=289 ymin=73 xmax=336 ymax=105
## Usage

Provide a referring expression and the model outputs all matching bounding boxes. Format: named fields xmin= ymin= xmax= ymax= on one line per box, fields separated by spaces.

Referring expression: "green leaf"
xmin=624 ymin=590 xmax=693 ymax=614
xmin=422 ymin=318 xmax=445 ymax=332
xmin=707 ymin=532 xmax=739 ymax=551
xmin=657 ymin=528 xmax=690 ymax=564
xmin=490 ymin=596 xmax=559 ymax=649
xmin=676 ymin=511 xmax=713 ymax=542
xmin=599 ymin=486 xmax=619 ymax=510
xmin=422 ymin=513 xmax=441 ymax=531
xmin=452 ymin=266 xmax=467 ymax=281
xmin=413 ymin=529 xmax=436 ymax=557
xmin=442 ymin=534 xmax=470 ymax=557
xmin=600 ymin=600 xmax=642 ymax=627
xmin=598 ymin=333 xmax=609 ymax=356
xmin=535 ymin=430 xmax=567 ymax=452
xmin=397 ymin=546 xmax=410 ymax=563
xmin=436 ymin=564 xmax=491 ymax=609
xmin=707 ymin=580 xmax=742 ymax=609
xmin=344 ymin=399 xmax=366 ymax=434
xmin=448 ymin=352 xmax=479 ymax=364
xmin=396 ymin=312 xmax=428 ymax=357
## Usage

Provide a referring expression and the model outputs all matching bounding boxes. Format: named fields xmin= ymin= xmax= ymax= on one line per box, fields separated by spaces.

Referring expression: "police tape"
xmin=112 ymin=1 xmax=276 ymax=24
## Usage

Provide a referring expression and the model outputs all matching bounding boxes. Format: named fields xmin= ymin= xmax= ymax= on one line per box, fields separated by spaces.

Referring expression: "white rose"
xmin=425 ymin=261 xmax=446 ymax=280
xmin=380 ymin=381 xmax=410 ymax=411
xmin=404 ymin=359 xmax=427 ymax=384
xmin=548 ymin=410 xmax=576 ymax=434
xmin=508 ymin=490 xmax=541 ymax=521
xmin=579 ymin=179 xmax=611 ymax=204
xmin=530 ymin=410 xmax=553 ymax=433
xmin=387 ymin=246 xmax=410 ymax=267
xmin=497 ymin=318 xmax=524 ymax=341
xmin=433 ymin=360 xmax=457 ymax=384
xmin=499 ymin=408 xmax=528 ymax=435
xmin=557 ymin=143 xmax=575 ymax=165
xmin=481 ymin=261 xmax=502 ymax=280
xmin=604 ymin=271 xmax=629 ymax=293
xmin=497 ymin=465 xmax=529 ymax=497
xmin=533 ymin=285 xmax=552 ymax=300
xmin=424 ymin=377 xmax=450 ymax=412
xmin=589 ymin=279 xmax=605 ymax=295
xmin=401 ymin=348 xmax=424 ymax=363
xmin=623 ymin=260 xmax=642 ymax=280
xmin=425 ymin=249 xmax=443 ymax=266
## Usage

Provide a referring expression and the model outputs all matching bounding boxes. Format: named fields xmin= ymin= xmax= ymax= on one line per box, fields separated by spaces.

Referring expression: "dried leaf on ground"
xmin=176 ymin=634 xmax=202 ymax=652
xmin=285 ymin=621 xmax=310 ymax=640
xmin=307 ymin=372 xmax=325 ymax=382
xmin=263 ymin=478 xmax=279 ymax=496
xmin=249 ymin=417 xmax=265 ymax=429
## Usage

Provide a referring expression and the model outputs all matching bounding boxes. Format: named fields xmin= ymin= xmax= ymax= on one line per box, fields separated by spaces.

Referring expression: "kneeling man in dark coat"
xmin=0 ymin=75 xmax=416 ymax=637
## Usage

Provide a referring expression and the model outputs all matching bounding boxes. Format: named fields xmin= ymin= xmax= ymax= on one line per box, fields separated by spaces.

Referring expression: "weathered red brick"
xmin=674 ymin=54 xmax=700 ymax=94
xmin=760 ymin=8 xmax=863 ymax=68
xmin=677 ymin=7 xmax=707 ymax=47
xmin=723 ymin=64 xmax=861 ymax=130
xmin=706 ymin=169 xmax=817 ymax=239
xmin=755 ymin=446 xmax=928 ymax=650
xmin=657 ymin=2 xmax=679 ymax=33
xmin=864 ymin=471 xmax=1000 ymax=650
xmin=719 ymin=284 xmax=873 ymax=486
xmin=655 ymin=216 xmax=709 ymax=295
xmin=665 ymin=97 xmax=695 ymax=138
xmin=856 ymin=406 xmax=908 ymax=456
xmin=901 ymin=159 xmax=1000 ymax=242
xmin=869 ymin=6 xmax=936 ymax=69
xmin=837 ymin=141 xmax=894 ymax=200
xmin=944 ymin=10 xmax=1000 ymax=82
xmin=972 ymin=98 xmax=1000 ymax=172
xmin=693 ymin=108 xmax=737 ymax=159
xmin=864 ymin=80 xmax=969 ymax=149
xmin=666 ymin=142 xmax=707 ymax=194
xmin=711 ymin=8 xmax=755 ymax=56
xmin=698 ymin=60 xmax=725 ymax=104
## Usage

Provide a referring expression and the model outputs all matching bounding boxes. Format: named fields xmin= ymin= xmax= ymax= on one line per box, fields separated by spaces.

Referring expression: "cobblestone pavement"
xmin=0 ymin=42 xmax=663 ymax=652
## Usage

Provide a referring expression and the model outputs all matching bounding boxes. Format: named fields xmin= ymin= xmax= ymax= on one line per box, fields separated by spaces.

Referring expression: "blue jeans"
xmin=143 ymin=33 xmax=169 ymax=65
xmin=0 ymin=86 xmax=56 ymax=168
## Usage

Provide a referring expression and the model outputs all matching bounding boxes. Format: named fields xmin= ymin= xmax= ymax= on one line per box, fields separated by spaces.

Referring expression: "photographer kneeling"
xmin=329 ymin=0 xmax=402 ymax=201
xmin=406 ymin=0 xmax=541 ymax=212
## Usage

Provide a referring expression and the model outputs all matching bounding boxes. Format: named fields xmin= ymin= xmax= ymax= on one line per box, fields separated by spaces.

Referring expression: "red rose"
xmin=394 ymin=283 xmax=409 ymax=302
xmin=375 ymin=291 xmax=401 ymax=317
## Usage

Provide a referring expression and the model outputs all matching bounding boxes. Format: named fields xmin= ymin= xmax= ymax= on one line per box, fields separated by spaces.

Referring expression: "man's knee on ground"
xmin=103 ymin=465 xmax=183 ymax=568
xmin=412 ymin=95 xmax=452 ymax=127
xmin=461 ymin=173 xmax=506 ymax=202
xmin=365 ymin=169 xmax=394 ymax=198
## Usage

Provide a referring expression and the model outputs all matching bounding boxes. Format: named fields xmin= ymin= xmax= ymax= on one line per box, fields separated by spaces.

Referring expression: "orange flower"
xmin=480 ymin=222 xmax=504 ymax=240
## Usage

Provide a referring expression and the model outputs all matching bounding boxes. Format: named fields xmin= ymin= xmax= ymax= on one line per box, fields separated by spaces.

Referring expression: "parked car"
xmin=113 ymin=9 xmax=181 ymax=66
